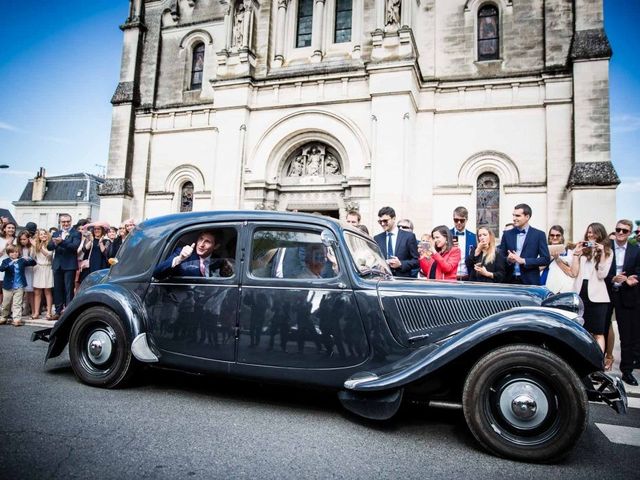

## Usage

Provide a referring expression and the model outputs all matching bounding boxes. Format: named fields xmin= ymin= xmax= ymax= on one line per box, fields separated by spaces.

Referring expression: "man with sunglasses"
xmin=449 ymin=206 xmax=477 ymax=281
xmin=374 ymin=206 xmax=419 ymax=278
xmin=605 ymin=219 xmax=640 ymax=385
xmin=47 ymin=214 xmax=81 ymax=319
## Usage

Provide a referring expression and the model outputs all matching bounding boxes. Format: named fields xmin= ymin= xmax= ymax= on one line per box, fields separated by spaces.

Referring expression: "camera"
xmin=418 ymin=241 xmax=430 ymax=250
xmin=583 ymin=241 xmax=595 ymax=248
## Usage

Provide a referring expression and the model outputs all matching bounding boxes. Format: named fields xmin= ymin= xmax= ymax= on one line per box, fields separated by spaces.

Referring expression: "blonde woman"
xmin=570 ymin=222 xmax=613 ymax=351
xmin=32 ymin=229 xmax=54 ymax=320
xmin=465 ymin=227 xmax=506 ymax=283
xmin=18 ymin=230 xmax=36 ymax=316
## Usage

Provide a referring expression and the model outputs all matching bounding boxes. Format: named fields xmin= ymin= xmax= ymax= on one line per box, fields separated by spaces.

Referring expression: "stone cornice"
xmin=568 ymin=162 xmax=620 ymax=188
xmin=571 ymin=28 xmax=612 ymax=61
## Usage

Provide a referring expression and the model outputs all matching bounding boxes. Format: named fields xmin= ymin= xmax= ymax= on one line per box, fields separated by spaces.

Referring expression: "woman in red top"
xmin=419 ymin=225 xmax=461 ymax=280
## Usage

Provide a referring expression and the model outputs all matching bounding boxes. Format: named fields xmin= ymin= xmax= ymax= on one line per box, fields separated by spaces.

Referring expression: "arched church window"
xmin=180 ymin=181 xmax=194 ymax=212
xmin=296 ymin=0 xmax=314 ymax=47
xmin=190 ymin=43 xmax=205 ymax=90
xmin=476 ymin=173 xmax=500 ymax=236
xmin=478 ymin=4 xmax=499 ymax=61
xmin=334 ymin=0 xmax=352 ymax=43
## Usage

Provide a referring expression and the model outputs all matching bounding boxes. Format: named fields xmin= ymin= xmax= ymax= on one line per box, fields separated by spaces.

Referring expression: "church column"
xmin=223 ymin=4 xmax=233 ymax=50
xmin=400 ymin=0 xmax=411 ymax=28
xmin=310 ymin=0 xmax=326 ymax=62
xmin=374 ymin=0 xmax=384 ymax=31
xmin=273 ymin=0 xmax=288 ymax=67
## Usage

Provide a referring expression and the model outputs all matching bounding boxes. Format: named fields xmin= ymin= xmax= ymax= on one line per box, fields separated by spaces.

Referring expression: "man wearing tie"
xmin=47 ymin=214 xmax=81 ymax=319
xmin=374 ymin=206 xmax=419 ymax=278
xmin=153 ymin=231 xmax=233 ymax=279
xmin=498 ymin=203 xmax=550 ymax=285
xmin=450 ymin=206 xmax=477 ymax=281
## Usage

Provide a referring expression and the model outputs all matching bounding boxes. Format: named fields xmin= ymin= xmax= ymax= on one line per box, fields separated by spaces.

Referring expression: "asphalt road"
xmin=1 ymin=325 xmax=638 ymax=480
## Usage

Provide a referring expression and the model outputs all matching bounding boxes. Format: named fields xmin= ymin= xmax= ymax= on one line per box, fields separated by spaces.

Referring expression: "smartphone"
xmin=418 ymin=241 xmax=430 ymax=250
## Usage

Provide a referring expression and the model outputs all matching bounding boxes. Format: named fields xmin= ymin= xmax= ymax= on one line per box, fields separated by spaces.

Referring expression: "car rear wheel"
xmin=462 ymin=344 xmax=588 ymax=463
xmin=69 ymin=306 xmax=136 ymax=388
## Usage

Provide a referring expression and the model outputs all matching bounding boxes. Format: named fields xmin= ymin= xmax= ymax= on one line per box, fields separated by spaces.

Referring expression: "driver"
xmin=154 ymin=231 xmax=233 ymax=279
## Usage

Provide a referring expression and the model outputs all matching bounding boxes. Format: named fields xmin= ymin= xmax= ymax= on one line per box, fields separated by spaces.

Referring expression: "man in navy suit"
xmin=154 ymin=231 xmax=233 ymax=280
xmin=605 ymin=219 xmax=640 ymax=386
xmin=47 ymin=214 xmax=82 ymax=318
xmin=498 ymin=203 xmax=550 ymax=285
xmin=374 ymin=206 xmax=418 ymax=278
xmin=450 ymin=206 xmax=477 ymax=281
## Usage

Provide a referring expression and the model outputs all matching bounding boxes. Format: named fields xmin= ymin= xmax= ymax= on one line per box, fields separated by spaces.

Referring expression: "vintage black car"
xmin=33 ymin=211 xmax=627 ymax=463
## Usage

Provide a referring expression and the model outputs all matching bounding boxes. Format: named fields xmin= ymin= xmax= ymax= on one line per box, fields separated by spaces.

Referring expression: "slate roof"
xmin=16 ymin=173 xmax=105 ymax=204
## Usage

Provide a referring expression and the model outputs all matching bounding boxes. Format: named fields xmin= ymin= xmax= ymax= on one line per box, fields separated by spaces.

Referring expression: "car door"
xmin=237 ymin=223 xmax=368 ymax=369
xmin=144 ymin=224 xmax=241 ymax=362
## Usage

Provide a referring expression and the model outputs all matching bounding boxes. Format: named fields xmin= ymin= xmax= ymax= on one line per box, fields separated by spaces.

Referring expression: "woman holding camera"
xmin=419 ymin=226 xmax=460 ymax=280
xmin=78 ymin=223 xmax=110 ymax=285
xmin=570 ymin=222 xmax=613 ymax=351
xmin=465 ymin=227 xmax=505 ymax=283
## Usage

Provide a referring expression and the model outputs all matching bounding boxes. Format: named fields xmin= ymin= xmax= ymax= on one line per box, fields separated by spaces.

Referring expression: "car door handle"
xmin=337 ymin=282 xmax=347 ymax=289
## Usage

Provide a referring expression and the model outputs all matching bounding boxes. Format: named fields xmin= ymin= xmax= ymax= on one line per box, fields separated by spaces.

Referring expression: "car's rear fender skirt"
xmin=344 ymin=307 xmax=603 ymax=392
xmin=46 ymin=284 xmax=148 ymax=361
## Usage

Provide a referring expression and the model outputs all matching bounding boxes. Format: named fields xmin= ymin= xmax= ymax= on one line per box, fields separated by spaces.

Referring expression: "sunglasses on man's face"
xmin=616 ymin=228 xmax=631 ymax=234
xmin=378 ymin=219 xmax=390 ymax=225
xmin=453 ymin=218 xmax=466 ymax=224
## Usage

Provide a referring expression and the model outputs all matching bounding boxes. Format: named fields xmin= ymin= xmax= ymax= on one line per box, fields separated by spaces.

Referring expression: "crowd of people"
xmin=348 ymin=203 xmax=640 ymax=386
xmin=0 ymin=215 xmax=136 ymax=325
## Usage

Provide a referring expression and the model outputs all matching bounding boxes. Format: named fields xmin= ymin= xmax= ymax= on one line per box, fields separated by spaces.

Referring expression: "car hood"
xmin=376 ymin=278 xmax=551 ymax=346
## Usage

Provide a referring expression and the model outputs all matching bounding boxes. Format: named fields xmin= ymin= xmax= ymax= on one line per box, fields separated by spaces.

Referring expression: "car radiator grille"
xmin=395 ymin=297 xmax=521 ymax=334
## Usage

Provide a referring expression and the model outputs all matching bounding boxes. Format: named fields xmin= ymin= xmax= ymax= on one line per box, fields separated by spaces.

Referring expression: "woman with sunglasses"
xmin=570 ymin=222 xmax=613 ymax=352
xmin=541 ymin=225 xmax=574 ymax=294
xmin=419 ymin=225 xmax=460 ymax=280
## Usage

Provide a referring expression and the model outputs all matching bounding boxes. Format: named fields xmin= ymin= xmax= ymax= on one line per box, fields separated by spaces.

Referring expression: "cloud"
xmin=618 ymin=176 xmax=640 ymax=193
xmin=611 ymin=114 xmax=640 ymax=134
xmin=0 ymin=121 xmax=22 ymax=132
xmin=1 ymin=169 xmax=34 ymax=177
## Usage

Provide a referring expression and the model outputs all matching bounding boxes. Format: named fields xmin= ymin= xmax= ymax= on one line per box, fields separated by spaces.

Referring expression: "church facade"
xmin=100 ymin=0 xmax=619 ymax=238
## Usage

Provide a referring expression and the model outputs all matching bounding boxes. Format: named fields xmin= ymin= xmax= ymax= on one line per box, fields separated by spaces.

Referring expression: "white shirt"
xmin=614 ymin=242 xmax=627 ymax=275
xmin=454 ymin=230 xmax=468 ymax=276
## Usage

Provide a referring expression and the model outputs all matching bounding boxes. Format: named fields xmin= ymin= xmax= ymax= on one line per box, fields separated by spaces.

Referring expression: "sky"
xmin=0 ymin=0 xmax=638 ymax=223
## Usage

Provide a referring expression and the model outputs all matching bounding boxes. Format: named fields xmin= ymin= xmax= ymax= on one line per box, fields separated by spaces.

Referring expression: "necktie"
xmin=387 ymin=232 xmax=393 ymax=258
xmin=456 ymin=231 xmax=464 ymax=236
xmin=517 ymin=229 xmax=526 ymax=235
xmin=200 ymin=258 xmax=206 ymax=276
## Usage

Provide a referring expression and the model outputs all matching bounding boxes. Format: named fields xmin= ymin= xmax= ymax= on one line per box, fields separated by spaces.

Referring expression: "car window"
xmin=250 ymin=229 xmax=339 ymax=280
xmin=344 ymin=232 xmax=391 ymax=277
xmin=153 ymin=227 xmax=237 ymax=280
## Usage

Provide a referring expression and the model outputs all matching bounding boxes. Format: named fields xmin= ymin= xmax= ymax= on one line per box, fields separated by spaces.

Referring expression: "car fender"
xmin=344 ymin=307 xmax=603 ymax=392
xmin=45 ymin=283 xmax=148 ymax=361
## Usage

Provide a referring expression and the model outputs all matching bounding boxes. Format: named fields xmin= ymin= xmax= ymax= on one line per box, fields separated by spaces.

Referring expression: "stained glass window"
xmin=296 ymin=0 xmax=314 ymax=48
xmin=334 ymin=0 xmax=352 ymax=43
xmin=478 ymin=5 xmax=499 ymax=61
xmin=180 ymin=181 xmax=194 ymax=212
xmin=190 ymin=43 xmax=205 ymax=90
xmin=476 ymin=173 xmax=500 ymax=236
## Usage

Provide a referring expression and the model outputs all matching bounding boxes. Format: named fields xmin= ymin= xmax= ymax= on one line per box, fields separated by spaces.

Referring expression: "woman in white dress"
xmin=32 ymin=229 xmax=54 ymax=320
xmin=0 ymin=222 xmax=17 ymax=305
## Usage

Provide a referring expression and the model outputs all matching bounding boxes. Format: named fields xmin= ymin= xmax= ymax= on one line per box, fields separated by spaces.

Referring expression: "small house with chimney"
xmin=12 ymin=168 xmax=105 ymax=229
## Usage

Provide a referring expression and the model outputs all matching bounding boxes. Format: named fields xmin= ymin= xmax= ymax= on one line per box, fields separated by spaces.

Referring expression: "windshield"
xmin=344 ymin=232 xmax=392 ymax=277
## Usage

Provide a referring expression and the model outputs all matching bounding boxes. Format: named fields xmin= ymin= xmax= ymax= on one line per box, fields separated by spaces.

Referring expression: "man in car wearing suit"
xmin=154 ymin=231 xmax=233 ymax=279
xmin=498 ymin=203 xmax=550 ymax=285
xmin=374 ymin=206 xmax=419 ymax=278
xmin=450 ymin=206 xmax=477 ymax=281
xmin=606 ymin=219 xmax=640 ymax=386
xmin=47 ymin=214 xmax=82 ymax=319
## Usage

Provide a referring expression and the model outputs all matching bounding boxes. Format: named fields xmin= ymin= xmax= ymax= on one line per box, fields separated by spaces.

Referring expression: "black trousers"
xmin=612 ymin=291 xmax=640 ymax=374
xmin=53 ymin=269 xmax=76 ymax=313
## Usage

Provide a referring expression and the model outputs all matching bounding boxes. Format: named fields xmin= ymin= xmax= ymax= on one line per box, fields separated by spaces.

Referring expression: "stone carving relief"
xmin=233 ymin=0 xmax=252 ymax=48
xmin=285 ymin=143 xmax=342 ymax=178
xmin=385 ymin=0 xmax=401 ymax=29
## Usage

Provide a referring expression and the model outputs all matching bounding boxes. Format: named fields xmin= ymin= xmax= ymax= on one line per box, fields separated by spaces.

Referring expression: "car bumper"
xmin=585 ymin=371 xmax=628 ymax=414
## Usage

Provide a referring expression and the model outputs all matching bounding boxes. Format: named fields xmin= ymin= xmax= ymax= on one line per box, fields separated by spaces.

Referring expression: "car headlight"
xmin=541 ymin=292 xmax=584 ymax=318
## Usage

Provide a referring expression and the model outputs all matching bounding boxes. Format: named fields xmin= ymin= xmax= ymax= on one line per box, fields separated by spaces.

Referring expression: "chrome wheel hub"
xmin=86 ymin=330 xmax=114 ymax=365
xmin=498 ymin=380 xmax=549 ymax=429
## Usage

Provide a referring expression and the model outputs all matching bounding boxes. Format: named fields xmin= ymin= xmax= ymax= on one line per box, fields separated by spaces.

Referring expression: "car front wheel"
xmin=462 ymin=344 xmax=588 ymax=463
xmin=69 ymin=306 xmax=136 ymax=388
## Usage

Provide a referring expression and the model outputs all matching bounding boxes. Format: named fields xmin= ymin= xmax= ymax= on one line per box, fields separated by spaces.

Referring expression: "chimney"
xmin=31 ymin=167 xmax=46 ymax=202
